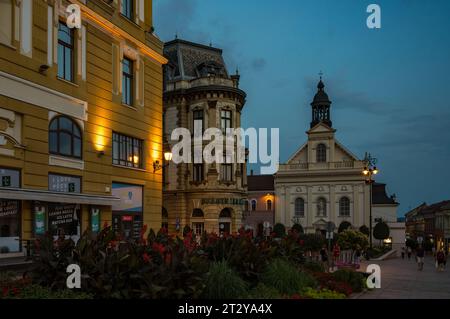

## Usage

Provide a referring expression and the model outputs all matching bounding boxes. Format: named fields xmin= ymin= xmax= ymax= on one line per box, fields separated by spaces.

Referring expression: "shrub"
xmin=273 ymin=223 xmax=286 ymax=238
xmin=302 ymin=261 xmax=325 ymax=273
xmin=359 ymin=225 xmax=370 ymax=236
xmin=247 ymin=283 xmax=282 ymax=299
xmin=303 ymin=287 xmax=346 ymax=299
xmin=311 ymin=272 xmax=353 ymax=296
xmin=261 ymin=259 xmax=316 ymax=295
xmin=336 ymin=230 xmax=369 ymax=251
xmin=300 ymin=233 xmax=326 ymax=252
xmin=373 ymin=222 xmax=390 ymax=241
xmin=291 ymin=224 xmax=304 ymax=234
xmin=332 ymin=269 xmax=365 ymax=293
xmin=202 ymin=261 xmax=248 ymax=299
xmin=338 ymin=221 xmax=352 ymax=233
xmin=11 ymin=285 xmax=93 ymax=299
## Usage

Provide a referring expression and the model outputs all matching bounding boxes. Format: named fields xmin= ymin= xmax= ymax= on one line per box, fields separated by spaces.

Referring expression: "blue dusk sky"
xmin=154 ymin=0 xmax=450 ymax=217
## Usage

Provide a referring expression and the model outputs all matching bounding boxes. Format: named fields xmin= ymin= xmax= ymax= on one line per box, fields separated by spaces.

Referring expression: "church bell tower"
xmin=310 ymin=77 xmax=332 ymax=128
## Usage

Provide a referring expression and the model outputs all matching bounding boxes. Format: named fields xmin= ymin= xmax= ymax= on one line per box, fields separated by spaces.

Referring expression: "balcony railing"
xmin=278 ymin=161 xmax=356 ymax=171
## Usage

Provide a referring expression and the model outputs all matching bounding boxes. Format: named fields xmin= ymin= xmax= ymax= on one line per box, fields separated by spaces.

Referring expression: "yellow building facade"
xmin=0 ymin=0 xmax=166 ymax=257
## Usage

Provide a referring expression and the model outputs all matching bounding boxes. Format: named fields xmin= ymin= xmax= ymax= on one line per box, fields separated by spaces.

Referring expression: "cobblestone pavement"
xmin=353 ymin=255 xmax=450 ymax=299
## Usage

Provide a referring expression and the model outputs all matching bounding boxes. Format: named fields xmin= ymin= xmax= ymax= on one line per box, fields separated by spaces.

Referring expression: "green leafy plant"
xmin=332 ymin=269 xmax=365 ymax=292
xmin=338 ymin=221 xmax=352 ymax=233
xmin=302 ymin=287 xmax=346 ymax=299
xmin=291 ymin=224 xmax=304 ymax=234
xmin=261 ymin=259 xmax=316 ymax=295
xmin=202 ymin=261 xmax=248 ymax=299
xmin=247 ymin=283 xmax=282 ymax=299
xmin=273 ymin=223 xmax=286 ymax=238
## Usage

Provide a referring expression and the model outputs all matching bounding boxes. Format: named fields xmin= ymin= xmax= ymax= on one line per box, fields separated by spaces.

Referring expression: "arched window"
xmin=316 ymin=143 xmax=326 ymax=163
xmin=317 ymin=197 xmax=327 ymax=217
xmin=266 ymin=199 xmax=272 ymax=211
xmin=339 ymin=197 xmax=350 ymax=216
xmin=192 ymin=208 xmax=204 ymax=218
xmin=49 ymin=116 xmax=82 ymax=158
xmin=295 ymin=198 xmax=305 ymax=217
xmin=251 ymin=200 xmax=257 ymax=211
xmin=219 ymin=208 xmax=232 ymax=218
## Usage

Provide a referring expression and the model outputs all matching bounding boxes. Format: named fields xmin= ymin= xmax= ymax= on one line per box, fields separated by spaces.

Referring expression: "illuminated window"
xmin=112 ymin=132 xmax=143 ymax=168
xmin=267 ymin=199 xmax=272 ymax=211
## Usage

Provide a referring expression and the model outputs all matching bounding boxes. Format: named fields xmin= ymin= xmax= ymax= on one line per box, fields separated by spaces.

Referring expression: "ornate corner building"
xmin=162 ymin=39 xmax=247 ymax=235
xmin=0 ymin=0 xmax=166 ymax=257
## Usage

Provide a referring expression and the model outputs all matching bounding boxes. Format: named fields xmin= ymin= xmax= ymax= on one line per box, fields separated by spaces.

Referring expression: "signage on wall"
xmin=0 ymin=168 xmax=20 ymax=188
xmin=0 ymin=200 xmax=18 ymax=218
xmin=111 ymin=183 xmax=143 ymax=212
xmin=34 ymin=204 xmax=46 ymax=235
xmin=201 ymin=198 xmax=245 ymax=205
xmin=90 ymin=207 xmax=100 ymax=233
xmin=48 ymin=204 xmax=80 ymax=236
xmin=49 ymin=174 xmax=81 ymax=193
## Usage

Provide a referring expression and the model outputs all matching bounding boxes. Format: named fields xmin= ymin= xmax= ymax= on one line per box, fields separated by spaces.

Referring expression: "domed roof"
xmin=312 ymin=79 xmax=331 ymax=105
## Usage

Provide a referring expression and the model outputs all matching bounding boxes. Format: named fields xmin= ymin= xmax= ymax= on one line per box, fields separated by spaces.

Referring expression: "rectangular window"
xmin=0 ymin=0 xmax=13 ymax=45
xmin=221 ymin=110 xmax=232 ymax=133
xmin=193 ymin=164 xmax=203 ymax=182
xmin=192 ymin=222 xmax=204 ymax=236
xmin=0 ymin=167 xmax=21 ymax=254
xmin=220 ymin=163 xmax=233 ymax=181
xmin=121 ymin=0 xmax=133 ymax=20
xmin=122 ymin=57 xmax=134 ymax=106
xmin=193 ymin=109 xmax=204 ymax=133
xmin=57 ymin=22 xmax=74 ymax=82
xmin=112 ymin=132 xmax=143 ymax=169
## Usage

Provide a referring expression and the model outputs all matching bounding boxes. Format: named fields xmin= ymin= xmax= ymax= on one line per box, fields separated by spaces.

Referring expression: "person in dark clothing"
xmin=320 ymin=245 xmax=329 ymax=272
xmin=416 ymin=245 xmax=425 ymax=271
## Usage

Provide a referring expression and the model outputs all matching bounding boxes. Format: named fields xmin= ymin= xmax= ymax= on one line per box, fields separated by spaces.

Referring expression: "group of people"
xmin=401 ymin=245 xmax=448 ymax=271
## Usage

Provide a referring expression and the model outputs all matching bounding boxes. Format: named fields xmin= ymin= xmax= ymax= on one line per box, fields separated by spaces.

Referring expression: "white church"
xmin=274 ymin=78 xmax=401 ymax=243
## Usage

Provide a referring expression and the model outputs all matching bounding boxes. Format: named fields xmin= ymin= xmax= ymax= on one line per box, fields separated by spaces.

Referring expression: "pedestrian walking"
xmin=416 ymin=245 xmax=425 ymax=271
xmin=407 ymin=246 xmax=412 ymax=260
xmin=320 ymin=245 xmax=329 ymax=272
xmin=401 ymin=247 xmax=405 ymax=259
xmin=436 ymin=249 xmax=446 ymax=271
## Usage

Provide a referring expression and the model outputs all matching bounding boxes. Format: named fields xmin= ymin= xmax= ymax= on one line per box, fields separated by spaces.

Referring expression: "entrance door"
xmin=219 ymin=222 xmax=230 ymax=234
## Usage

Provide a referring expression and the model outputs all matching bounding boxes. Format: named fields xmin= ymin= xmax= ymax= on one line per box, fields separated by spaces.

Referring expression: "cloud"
xmin=251 ymin=57 xmax=267 ymax=71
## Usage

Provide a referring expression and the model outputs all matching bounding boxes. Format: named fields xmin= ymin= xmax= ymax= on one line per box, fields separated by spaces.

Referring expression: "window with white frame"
xmin=339 ymin=197 xmax=350 ymax=217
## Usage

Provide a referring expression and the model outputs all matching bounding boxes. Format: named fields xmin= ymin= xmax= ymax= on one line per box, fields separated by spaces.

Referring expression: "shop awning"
xmin=0 ymin=187 xmax=120 ymax=206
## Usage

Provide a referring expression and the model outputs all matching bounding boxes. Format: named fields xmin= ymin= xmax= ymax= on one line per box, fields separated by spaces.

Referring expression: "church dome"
xmin=312 ymin=79 xmax=331 ymax=104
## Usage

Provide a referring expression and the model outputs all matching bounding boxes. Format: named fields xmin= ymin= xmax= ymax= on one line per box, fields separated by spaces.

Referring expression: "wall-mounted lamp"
xmin=39 ymin=64 xmax=50 ymax=74
xmin=153 ymin=151 xmax=173 ymax=173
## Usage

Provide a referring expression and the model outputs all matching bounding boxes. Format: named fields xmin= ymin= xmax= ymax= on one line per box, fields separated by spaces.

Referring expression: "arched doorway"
xmin=219 ymin=208 xmax=232 ymax=235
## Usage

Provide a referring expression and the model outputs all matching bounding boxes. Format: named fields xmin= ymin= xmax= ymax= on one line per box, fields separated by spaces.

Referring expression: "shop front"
xmin=0 ymin=168 xmax=21 ymax=255
xmin=111 ymin=183 xmax=143 ymax=241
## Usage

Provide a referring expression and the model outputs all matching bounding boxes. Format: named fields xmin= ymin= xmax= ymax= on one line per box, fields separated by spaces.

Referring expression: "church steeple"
xmin=310 ymin=75 xmax=332 ymax=128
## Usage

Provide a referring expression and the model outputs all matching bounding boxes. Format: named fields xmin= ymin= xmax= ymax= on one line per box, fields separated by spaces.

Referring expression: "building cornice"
xmin=68 ymin=0 xmax=168 ymax=65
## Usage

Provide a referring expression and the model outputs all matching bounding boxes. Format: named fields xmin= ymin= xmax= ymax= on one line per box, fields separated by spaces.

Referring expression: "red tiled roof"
xmin=247 ymin=175 xmax=274 ymax=191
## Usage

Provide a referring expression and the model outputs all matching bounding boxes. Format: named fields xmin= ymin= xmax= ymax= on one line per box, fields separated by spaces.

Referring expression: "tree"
xmin=273 ymin=223 xmax=286 ymax=238
xmin=359 ymin=225 xmax=370 ymax=236
xmin=336 ymin=230 xmax=369 ymax=251
xmin=291 ymin=223 xmax=304 ymax=234
xmin=373 ymin=221 xmax=390 ymax=245
xmin=338 ymin=221 xmax=352 ymax=233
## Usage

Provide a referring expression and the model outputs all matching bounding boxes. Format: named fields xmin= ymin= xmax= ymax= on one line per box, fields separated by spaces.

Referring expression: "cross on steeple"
xmin=319 ymin=70 xmax=323 ymax=80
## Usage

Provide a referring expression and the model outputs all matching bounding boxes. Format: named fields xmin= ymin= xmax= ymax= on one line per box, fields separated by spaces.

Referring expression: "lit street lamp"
xmin=362 ymin=152 xmax=378 ymax=250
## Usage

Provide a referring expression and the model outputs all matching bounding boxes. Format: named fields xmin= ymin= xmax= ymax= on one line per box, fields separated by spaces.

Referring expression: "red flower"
xmin=142 ymin=252 xmax=151 ymax=263
xmin=164 ymin=252 xmax=172 ymax=265
xmin=152 ymin=242 xmax=165 ymax=255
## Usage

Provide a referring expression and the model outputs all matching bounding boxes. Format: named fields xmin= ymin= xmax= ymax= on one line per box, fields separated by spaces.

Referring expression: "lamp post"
xmin=362 ymin=152 xmax=378 ymax=250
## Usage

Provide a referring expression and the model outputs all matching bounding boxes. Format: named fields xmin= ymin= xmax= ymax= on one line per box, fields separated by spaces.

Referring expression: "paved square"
xmin=353 ymin=255 xmax=450 ymax=299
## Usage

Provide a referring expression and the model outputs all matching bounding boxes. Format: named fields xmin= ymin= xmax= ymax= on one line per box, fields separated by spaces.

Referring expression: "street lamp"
xmin=362 ymin=152 xmax=379 ymax=250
